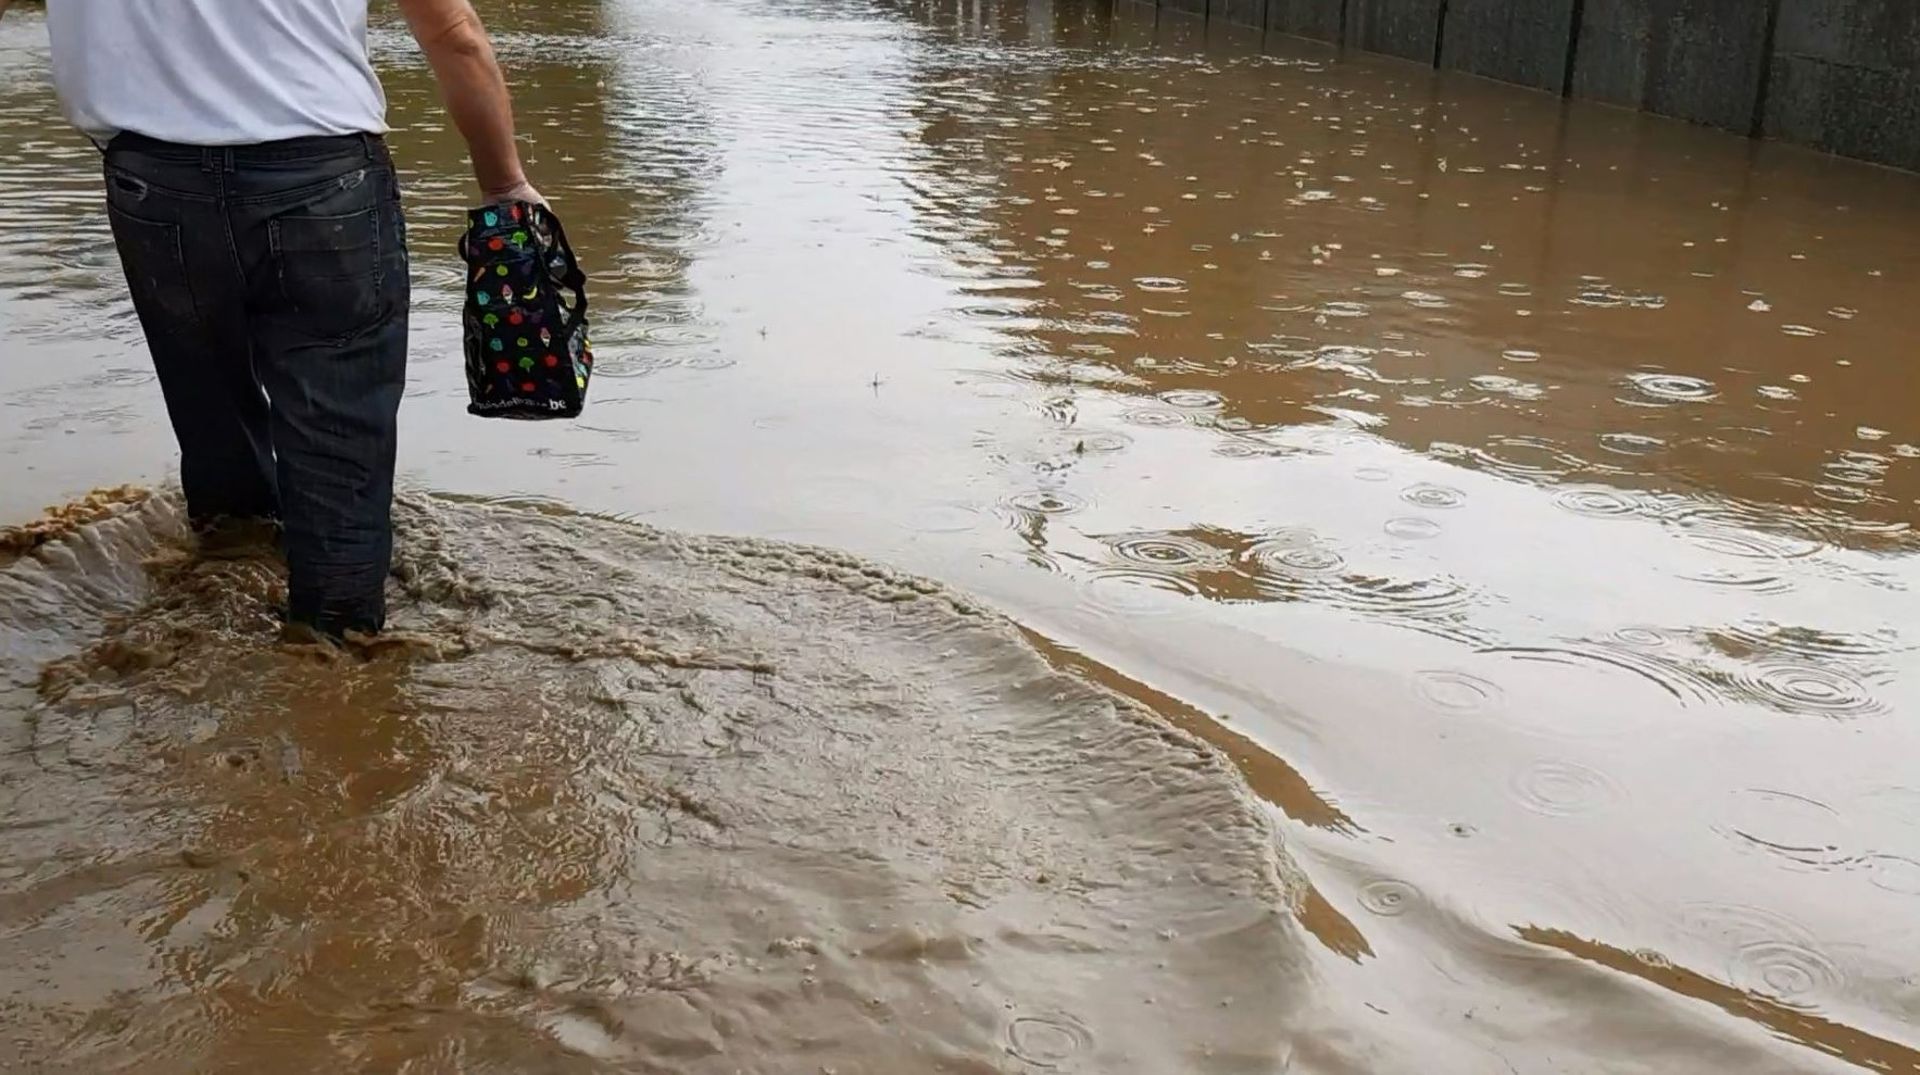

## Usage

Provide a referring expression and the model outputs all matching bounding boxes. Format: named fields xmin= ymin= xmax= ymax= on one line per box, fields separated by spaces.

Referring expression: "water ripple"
xmin=1509 ymin=760 xmax=1624 ymax=817
xmin=1401 ymin=483 xmax=1467 ymax=510
xmin=1725 ymin=660 xmax=1886 ymax=719
xmin=1626 ymin=373 xmax=1718 ymax=403
xmin=1358 ymin=879 xmax=1421 ymax=917
xmin=1676 ymin=903 xmax=1846 ymax=1010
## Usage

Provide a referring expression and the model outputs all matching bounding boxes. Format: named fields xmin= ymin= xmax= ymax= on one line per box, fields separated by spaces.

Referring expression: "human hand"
xmin=485 ymin=180 xmax=546 ymax=208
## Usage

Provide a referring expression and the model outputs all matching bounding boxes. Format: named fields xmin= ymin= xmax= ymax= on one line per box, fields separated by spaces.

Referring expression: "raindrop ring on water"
xmin=1006 ymin=1013 xmax=1094 ymax=1067
xmin=1121 ymin=407 xmax=1188 ymax=428
xmin=1384 ymin=516 xmax=1442 ymax=540
xmin=1082 ymin=568 xmax=1202 ymax=617
xmin=1274 ymin=546 xmax=1343 ymax=572
xmin=1063 ymin=430 xmax=1132 ymax=456
xmin=1002 ymin=490 xmax=1087 ymax=518
xmin=1401 ymin=483 xmax=1466 ymax=510
xmin=1413 ymin=669 xmax=1502 ymax=712
xmin=1510 ymin=759 xmax=1623 ymax=817
xmin=1110 ymin=533 xmax=1215 ymax=569
xmin=1599 ymin=432 xmax=1667 ymax=456
xmin=1132 ymin=276 xmax=1187 ymax=293
xmin=1551 ymin=486 xmax=1641 ymax=519
xmin=1158 ymin=388 xmax=1225 ymax=410
xmin=1627 ymin=372 xmax=1718 ymax=403
xmin=1735 ymin=661 xmax=1885 ymax=719
xmin=1863 ymin=854 xmax=1920 ymax=896
xmin=1239 ymin=531 xmax=1343 ymax=578
xmin=1358 ymin=879 xmax=1420 ymax=917
xmin=1679 ymin=901 xmax=1845 ymax=1010
xmin=1717 ymin=788 xmax=1850 ymax=870
xmin=1214 ymin=438 xmax=1278 ymax=459
xmin=1610 ymin=626 xmax=1671 ymax=649
xmin=1730 ymin=940 xmax=1845 ymax=1008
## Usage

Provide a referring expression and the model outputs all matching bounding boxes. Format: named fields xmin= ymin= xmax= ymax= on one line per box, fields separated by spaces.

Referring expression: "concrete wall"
xmin=1344 ymin=0 xmax=1443 ymax=63
xmin=1573 ymin=0 xmax=1775 ymax=134
xmin=1123 ymin=0 xmax=1920 ymax=171
xmin=1266 ymin=0 xmax=1344 ymax=43
xmin=1440 ymin=0 xmax=1579 ymax=92
xmin=1765 ymin=0 xmax=1920 ymax=171
xmin=1212 ymin=0 xmax=1270 ymax=29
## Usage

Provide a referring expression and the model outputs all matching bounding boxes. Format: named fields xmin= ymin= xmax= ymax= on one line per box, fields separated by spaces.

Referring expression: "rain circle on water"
xmin=1158 ymin=388 xmax=1225 ymax=410
xmin=1551 ymin=486 xmax=1642 ymax=519
xmin=1358 ymin=879 xmax=1421 ymax=917
xmin=1627 ymin=372 xmax=1718 ymax=403
xmin=1732 ymin=661 xmax=1886 ymax=719
xmin=1864 ymin=855 xmax=1920 ymax=896
xmin=1401 ymin=483 xmax=1466 ymax=510
xmin=1121 ymin=407 xmax=1189 ymax=428
xmin=1509 ymin=759 xmax=1623 ymax=817
xmin=1384 ymin=516 xmax=1442 ymax=540
xmin=1006 ymin=1014 xmax=1094 ymax=1067
xmin=1133 ymin=276 xmax=1188 ymax=293
xmin=1730 ymin=940 xmax=1846 ymax=1008
xmin=1413 ymin=669 xmax=1503 ymax=713
xmin=1002 ymin=489 xmax=1087 ymax=518
xmin=1110 ymin=533 xmax=1216 ymax=569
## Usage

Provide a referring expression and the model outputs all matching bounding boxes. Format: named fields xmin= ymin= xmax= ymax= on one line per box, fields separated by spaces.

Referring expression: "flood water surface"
xmin=4 ymin=0 xmax=1920 ymax=1071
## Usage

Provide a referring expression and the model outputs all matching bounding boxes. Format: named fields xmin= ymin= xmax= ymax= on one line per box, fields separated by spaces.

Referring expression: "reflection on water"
xmin=5 ymin=0 xmax=1920 ymax=1070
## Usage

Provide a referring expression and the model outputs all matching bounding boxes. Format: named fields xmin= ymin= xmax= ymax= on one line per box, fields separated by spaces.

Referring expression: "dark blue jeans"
xmin=104 ymin=133 xmax=410 ymax=636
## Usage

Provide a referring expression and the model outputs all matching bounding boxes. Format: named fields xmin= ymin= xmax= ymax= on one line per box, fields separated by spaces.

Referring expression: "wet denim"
xmin=104 ymin=132 xmax=410 ymax=636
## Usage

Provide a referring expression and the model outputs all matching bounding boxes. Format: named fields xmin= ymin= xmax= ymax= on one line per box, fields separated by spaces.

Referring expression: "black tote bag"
xmin=459 ymin=201 xmax=593 ymax=419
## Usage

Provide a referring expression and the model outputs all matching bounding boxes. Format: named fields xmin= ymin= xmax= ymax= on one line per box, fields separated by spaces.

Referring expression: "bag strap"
xmin=534 ymin=204 xmax=590 ymax=341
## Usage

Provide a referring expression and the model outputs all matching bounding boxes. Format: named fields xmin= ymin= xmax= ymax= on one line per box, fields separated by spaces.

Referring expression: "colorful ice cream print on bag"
xmin=459 ymin=201 xmax=593 ymax=419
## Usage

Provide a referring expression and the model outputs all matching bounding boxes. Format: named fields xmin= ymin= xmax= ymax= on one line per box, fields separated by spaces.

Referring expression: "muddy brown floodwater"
xmin=4 ymin=1 xmax=1920 ymax=1071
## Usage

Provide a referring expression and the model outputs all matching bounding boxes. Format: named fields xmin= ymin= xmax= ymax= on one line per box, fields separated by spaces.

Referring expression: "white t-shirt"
xmin=46 ymin=0 xmax=389 ymax=145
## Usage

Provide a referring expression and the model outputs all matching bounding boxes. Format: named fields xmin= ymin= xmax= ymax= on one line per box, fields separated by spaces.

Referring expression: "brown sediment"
xmin=0 ymin=485 xmax=149 ymax=569
xmin=1521 ymin=928 xmax=1920 ymax=1072
xmin=0 ymin=493 xmax=1317 ymax=1072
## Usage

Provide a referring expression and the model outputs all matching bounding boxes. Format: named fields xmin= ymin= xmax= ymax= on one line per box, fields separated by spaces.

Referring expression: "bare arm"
xmin=395 ymin=0 xmax=541 ymax=204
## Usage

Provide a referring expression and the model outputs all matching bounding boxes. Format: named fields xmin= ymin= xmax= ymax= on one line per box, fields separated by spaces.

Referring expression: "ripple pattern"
xmin=1082 ymin=568 xmax=1203 ymax=617
xmin=1716 ymin=788 xmax=1851 ymax=869
xmin=1509 ymin=760 xmax=1623 ymax=817
xmin=1158 ymin=388 xmax=1225 ymax=409
xmin=1110 ymin=532 xmax=1221 ymax=569
xmin=1627 ymin=373 xmax=1718 ymax=403
xmin=1121 ymin=407 xmax=1190 ymax=428
xmin=1413 ymin=669 xmax=1504 ymax=713
xmin=1007 ymin=1014 xmax=1094 ymax=1067
xmin=1863 ymin=854 xmax=1920 ymax=896
xmin=1678 ymin=902 xmax=1847 ymax=1010
xmin=1002 ymin=489 xmax=1087 ymax=518
xmin=1241 ymin=532 xmax=1343 ymax=576
xmin=1731 ymin=940 xmax=1846 ymax=1009
xmin=1551 ymin=486 xmax=1642 ymax=518
xmin=1384 ymin=516 xmax=1442 ymax=540
xmin=1359 ymin=879 xmax=1421 ymax=917
xmin=1401 ymin=483 xmax=1466 ymax=510
xmin=1727 ymin=660 xmax=1886 ymax=719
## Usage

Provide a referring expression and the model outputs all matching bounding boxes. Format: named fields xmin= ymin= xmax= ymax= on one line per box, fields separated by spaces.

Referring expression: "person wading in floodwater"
xmin=0 ymin=0 xmax=542 ymax=638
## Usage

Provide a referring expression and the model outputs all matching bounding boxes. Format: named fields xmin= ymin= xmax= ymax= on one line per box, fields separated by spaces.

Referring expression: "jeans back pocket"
xmin=270 ymin=207 xmax=385 ymax=345
xmin=107 ymin=201 xmax=200 ymax=332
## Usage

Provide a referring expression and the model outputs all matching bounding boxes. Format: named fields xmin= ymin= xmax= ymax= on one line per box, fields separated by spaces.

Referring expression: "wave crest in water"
xmin=0 ymin=492 xmax=1306 ymax=1072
